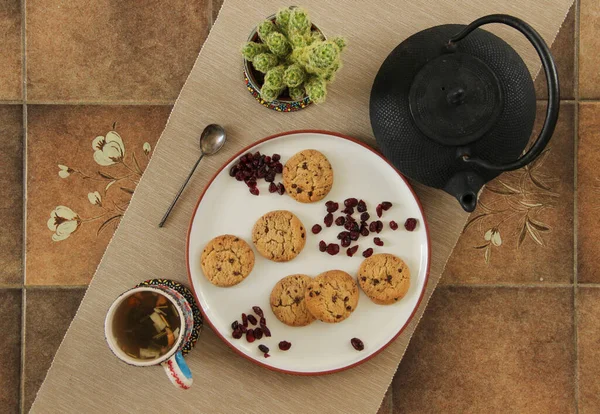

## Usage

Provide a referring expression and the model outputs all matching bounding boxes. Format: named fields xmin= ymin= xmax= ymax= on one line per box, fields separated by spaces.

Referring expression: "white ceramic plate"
xmin=187 ymin=130 xmax=430 ymax=375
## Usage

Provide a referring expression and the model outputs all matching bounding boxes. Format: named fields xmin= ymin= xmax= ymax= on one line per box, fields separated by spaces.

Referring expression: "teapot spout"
xmin=444 ymin=171 xmax=485 ymax=212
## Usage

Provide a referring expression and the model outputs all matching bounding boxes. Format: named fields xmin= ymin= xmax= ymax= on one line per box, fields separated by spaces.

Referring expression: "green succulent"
xmin=242 ymin=7 xmax=346 ymax=105
xmin=288 ymin=86 xmax=306 ymax=102
xmin=283 ymin=64 xmax=306 ymax=88
xmin=308 ymin=31 xmax=324 ymax=45
xmin=241 ymin=42 xmax=270 ymax=61
xmin=257 ymin=20 xmax=278 ymax=42
xmin=288 ymin=7 xmax=311 ymax=35
xmin=289 ymin=32 xmax=308 ymax=49
xmin=330 ymin=36 xmax=347 ymax=51
xmin=303 ymin=41 xmax=341 ymax=74
xmin=252 ymin=53 xmax=278 ymax=73
xmin=260 ymin=85 xmax=282 ymax=102
xmin=265 ymin=32 xmax=291 ymax=57
xmin=264 ymin=65 xmax=285 ymax=89
xmin=275 ymin=8 xmax=291 ymax=35
xmin=304 ymin=77 xmax=327 ymax=104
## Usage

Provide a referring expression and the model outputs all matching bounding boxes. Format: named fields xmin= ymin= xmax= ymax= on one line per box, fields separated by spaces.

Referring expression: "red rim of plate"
xmin=185 ymin=129 xmax=431 ymax=376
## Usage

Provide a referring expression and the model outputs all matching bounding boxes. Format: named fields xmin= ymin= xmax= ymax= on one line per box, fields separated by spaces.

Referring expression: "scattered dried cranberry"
xmin=279 ymin=341 xmax=292 ymax=351
xmin=381 ymin=201 xmax=392 ymax=211
xmin=326 ymin=243 xmax=340 ymax=255
xmin=360 ymin=212 xmax=370 ymax=222
xmin=268 ymin=182 xmax=278 ymax=193
xmin=337 ymin=231 xmax=350 ymax=240
xmin=259 ymin=316 xmax=266 ymax=325
xmin=258 ymin=344 xmax=269 ymax=353
xmin=405 ymin=218 xmax=418 ymax=231
xmin=341 ymin=237 xmax=351 ymax=248
xmin=347 ymin=245 xmax=359 ymax=257
xmin=229 ymin=165 xmax=239 ymax=177
xmin=246 ymin=330 xmax=255 ymax=343
xmin=369 ymin=222 xmax=378 ymax=232
xmin=376 ymin=204 xmax=383 ymax=218
xmin=342 ymin=206 xmax=354 ymax=215
xmin=231 ymin=320 xmax=239 ymax=330
xmin=272 ymin=153 xmax=281 ymax=162
xmin=312 ymin=224 xmax=322 ymax=234
xmin=232 ymin=329 xmax=243 ymax=339
xmin=374 ymin=237 xmax=384 ymax=246
xmin=240 ymin=325 xmax=248 ymax=333
xmin=344 ymin=198 xmax=359 ymax=208
xmin=357 ymin=200 xmax=367 ymax=213
xmin=326 ymin=201 xmax=339 ymax=213
xmin=376 ymin=221 xmax=384 ymax=233
xmin=261 ymin=325 xmax=272 ymax=337
xmin=274 ymin=163 xmax=283 ymax=173
xmin=319 ymin=240 xmax=327 ymax=252
xmin=389 ymin=221 xmax=399 ymax=230
xmin=335 ymin=216 xmax=345 ymax=226
xmin=277 ymin=183 xmax=285 ymax=195
xmin=254 ymin=327 xmax=263 ymax=340
xmin=247 ymin=315 xmax=257 ymax=326
xmin=363 ymin=248 xmax=374 ymax=258
xmin=360 ymin=225 xmax=370 ymax=237
xmin=264 ymin=353 xmax=270 ymax=358
xmin=252 ymin=306 xmax=264 ymax=317
xmin=242 ymin=313 xmax=248 ymax=327
xmin=249 ymin=187 xmax=259 ymax=196
xmin=324 ymin=213 xmax=334 ymax=227
xmin=245 ymin=178 xmax=257 ymax=188
xmin=351 ymin=338 xmax=365 ymax=351
xmin=344 ymin=221 xmax=354 ymax=231
xmin=350 ymin=231 xmax=360 ymax=241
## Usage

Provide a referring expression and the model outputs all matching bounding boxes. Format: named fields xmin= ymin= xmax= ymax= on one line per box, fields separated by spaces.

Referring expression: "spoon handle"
xmin=159 ymin=154 xmax=204 ymax=227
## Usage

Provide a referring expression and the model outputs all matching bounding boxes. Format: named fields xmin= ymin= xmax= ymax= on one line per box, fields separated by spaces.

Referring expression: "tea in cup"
xmin=105 ymin=285 xmax=194 ymax=389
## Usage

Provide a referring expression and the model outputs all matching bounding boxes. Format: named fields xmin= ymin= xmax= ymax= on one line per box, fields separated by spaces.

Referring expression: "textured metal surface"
xmin=370 ymin=24 xmax=536 ymax=189
xmin=409 ymin=52 xmax=503 ymax=146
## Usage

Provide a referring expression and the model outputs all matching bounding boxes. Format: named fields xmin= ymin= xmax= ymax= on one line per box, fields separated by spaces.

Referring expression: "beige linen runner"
xmin=31 ymin=0 xmax=572 ymax=412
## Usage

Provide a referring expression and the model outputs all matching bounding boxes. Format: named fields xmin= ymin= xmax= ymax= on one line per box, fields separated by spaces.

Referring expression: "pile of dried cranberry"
xmin=312 ymin=198 xmax=418 ymax=257
xmin=230 ymin=306 xmax=291 ymax=358
xmin=229 ymin=151 xmax=285 ymax=196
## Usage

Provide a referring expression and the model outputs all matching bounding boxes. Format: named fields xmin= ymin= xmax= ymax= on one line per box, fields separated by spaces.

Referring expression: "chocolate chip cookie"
xmin=283 ymin=149 xmax=333 ymax=203
xmin=252 ymin=210 xmax=306 ymax=262
xmin=200 ymin=235 xmax=255 ymax=287
xmin=358 ymin=253 xmax=410 ymax=305
xmin=304 ymin=270 xmax=359 ymax=323
xmin=270 ymin=274 xmax=315 ymax=327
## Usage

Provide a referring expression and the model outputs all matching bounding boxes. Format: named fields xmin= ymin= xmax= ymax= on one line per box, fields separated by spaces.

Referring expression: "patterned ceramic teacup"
xmin=104 ymin=285 xmax=195 ymax=390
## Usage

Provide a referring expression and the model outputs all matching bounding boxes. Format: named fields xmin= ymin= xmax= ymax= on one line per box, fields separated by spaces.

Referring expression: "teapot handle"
xmin=448 ymin=14 xmax=559 ymax=171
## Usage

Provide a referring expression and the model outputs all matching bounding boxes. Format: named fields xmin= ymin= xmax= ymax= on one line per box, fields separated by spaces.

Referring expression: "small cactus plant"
xmin=242 ymin=6 xmax=346 ymax=104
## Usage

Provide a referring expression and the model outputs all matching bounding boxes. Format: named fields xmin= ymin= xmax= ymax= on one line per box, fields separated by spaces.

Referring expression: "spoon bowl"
xmin=200 ymin=124 xmax=227 ymax=155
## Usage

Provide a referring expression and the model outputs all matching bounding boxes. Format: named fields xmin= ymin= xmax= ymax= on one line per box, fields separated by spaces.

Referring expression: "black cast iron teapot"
xmin=370 ymin=14 xmax=559 ymax=212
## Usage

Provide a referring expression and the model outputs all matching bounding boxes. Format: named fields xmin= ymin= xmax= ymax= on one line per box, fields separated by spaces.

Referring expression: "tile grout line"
xmin=440 ymin=283 xmax=575 ymax=288
xmin=24 ymin=100 xmax=176 ymax=106
xmin=20 ymin=0 xmax=27 ymax=410
xmin=572 ymin=0 xmax=581 ymax=412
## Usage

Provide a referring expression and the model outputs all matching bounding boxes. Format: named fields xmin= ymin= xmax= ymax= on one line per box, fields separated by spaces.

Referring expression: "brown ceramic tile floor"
xmin=0 ymin=1 xmax=597 ymax=413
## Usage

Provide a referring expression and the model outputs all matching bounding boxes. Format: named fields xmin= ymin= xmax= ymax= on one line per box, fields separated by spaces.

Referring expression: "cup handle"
xmin=161 ymin=351 xmax=193 ymax=390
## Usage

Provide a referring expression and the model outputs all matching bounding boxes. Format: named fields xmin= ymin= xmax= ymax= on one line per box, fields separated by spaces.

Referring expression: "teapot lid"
xmin=409 ymin=52 xmax=503 ymax=146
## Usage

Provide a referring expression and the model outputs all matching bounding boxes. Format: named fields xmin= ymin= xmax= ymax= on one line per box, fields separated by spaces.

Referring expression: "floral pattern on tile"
xmin=443 ymin=103 xmax=574 ymax=284
xmin=27 ymin=105 xmax=171 ymax=285
xmin=47 ymin=127 xmax=152 ymax=242
xmin=464 ymin=146 xmax=558 ymax=264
